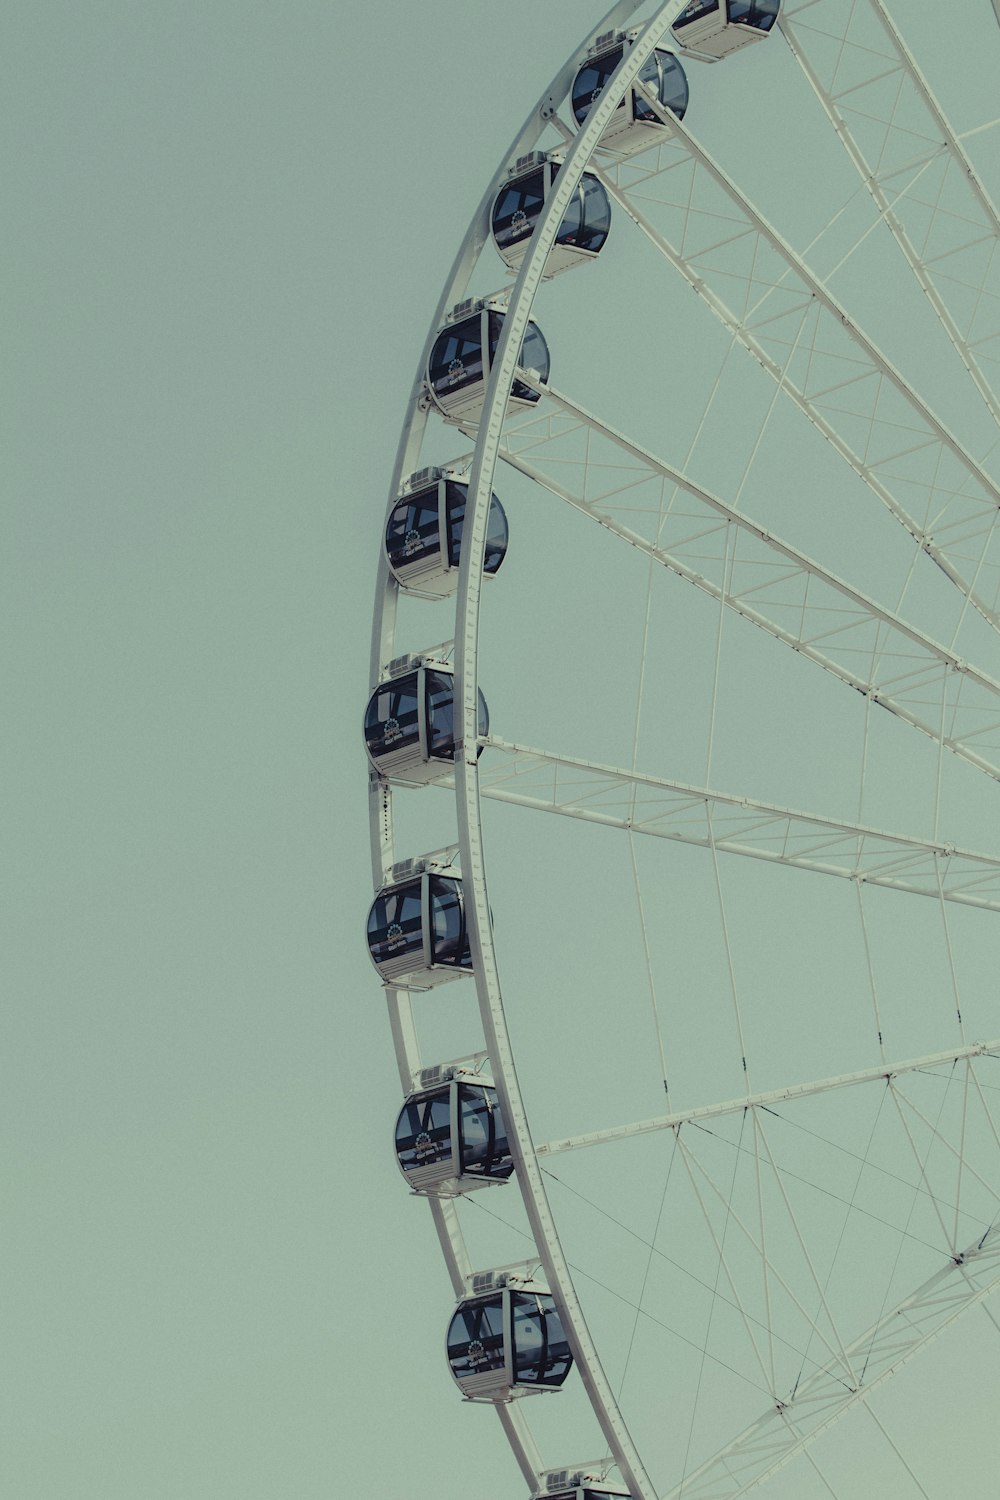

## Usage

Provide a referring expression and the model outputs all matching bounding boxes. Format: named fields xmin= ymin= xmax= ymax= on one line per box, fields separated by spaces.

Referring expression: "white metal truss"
xmin=537 ymin=1048 xmax=1000 ymax=1498
xmin=586 ymin=90 xmax=1000 ymax=629
xmin=483 ymin=377 xmax=1000 ymax=780
xmin=780 ymin=0 xmax=1000 ymax=426
xmin=663 ymin=1223 xmax=1000 ymax=1500
xmin=459 ymin=737 xmax=1000 ymax=910
xmin=536 ymin=1041 xmax=1000 ymax=1157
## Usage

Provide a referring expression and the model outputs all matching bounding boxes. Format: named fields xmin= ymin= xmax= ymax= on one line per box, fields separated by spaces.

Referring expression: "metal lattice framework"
xmin=368 ymin=4 xmax=1000 ymax=1497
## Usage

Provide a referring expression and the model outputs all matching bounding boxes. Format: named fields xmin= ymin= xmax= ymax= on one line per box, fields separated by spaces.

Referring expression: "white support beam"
xmin=594 ymin=83 xmax=1000 ymax=629
xmin=781 ymin=0 xmax=1000 ymax=425
xmin=497 ymin=378 xmax=1000 ymax=780
xmin=460 ymin=737 xmax=1000 ymax=909
xmin=536 ymin=1040 xmax=1000 ymax=1156
xmin=664 ymin=1224 xmax=1000 ymax=1499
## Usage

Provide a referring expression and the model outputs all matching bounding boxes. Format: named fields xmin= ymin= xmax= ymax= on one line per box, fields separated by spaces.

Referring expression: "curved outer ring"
xmin=369 ymin=4 xmax=687 ymax=1494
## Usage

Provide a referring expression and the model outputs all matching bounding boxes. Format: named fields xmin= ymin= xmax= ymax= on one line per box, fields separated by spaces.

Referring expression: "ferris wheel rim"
xmin=369 ymin=3 xmax=1000 ymax=1495
xmin=452 ymin=10 xmax=702 ymax=1488
xmin=367 ymin=3 xmax=651 ymax=1492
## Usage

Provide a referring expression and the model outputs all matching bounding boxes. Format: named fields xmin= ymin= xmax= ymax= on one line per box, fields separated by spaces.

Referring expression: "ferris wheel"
xmin=365 ymin=3 xmax=1000 ymax=1497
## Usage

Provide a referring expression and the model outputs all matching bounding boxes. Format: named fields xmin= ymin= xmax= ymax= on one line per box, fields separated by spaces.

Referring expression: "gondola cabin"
xmin=426 ymin=298 xmax=550 ymax=422
xmin=672 ymin=0 xmax=780 ymax=60
xmin=572 ymin=29 xmax=688 ymax=156
xmin=395 ymin=1072 xmax=514 ymax=1193
xmin=364 ymin=658 xmax=488 ymax=784
xmin=446 ymin=1275 xmax=573 ymax=1401
xmin=367 ymin=867 xmax=472 ymax=988
xmin=492 ymin=153 xmax=612 ymax=277
xmin=384 ymin=467 xmax=508 ymax=598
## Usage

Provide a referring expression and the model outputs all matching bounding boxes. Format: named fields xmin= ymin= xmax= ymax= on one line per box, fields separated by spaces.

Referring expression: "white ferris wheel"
xmin=366 ymin=3 xmax=1000 ymax=1497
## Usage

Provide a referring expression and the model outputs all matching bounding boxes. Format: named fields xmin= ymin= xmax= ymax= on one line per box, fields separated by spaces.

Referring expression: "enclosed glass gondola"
xmin=446 ymin=1278 xmax=573 ymax=1401
xmin=492 ymin=152 xmax=612 ymax=277
xmin=367 ymin=869 xmax=472 ymax=988
xmin=364 ymin=659 xmax=488 ymax=783
xmin=672 ymin=0 xmax=781 ymax=60
xmin=426 ymin=298 xmax=550 ymax=422
xmin=394 ymin=1072 xmax=514 ymax=1193
xmin=571 ymin=29 xmax=688 ymax=157
xmin=384 ymin=467 xmax=508 ymax=598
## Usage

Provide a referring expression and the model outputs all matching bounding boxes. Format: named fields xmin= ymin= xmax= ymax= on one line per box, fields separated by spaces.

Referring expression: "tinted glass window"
xmin=444 ymin=483 xmax=468 ymax=567
xmin=428 ymin=314 xmax=484 ymax=397
xmin=571 ymin=43 xmax=626 ymax=125
xmin=492 ymin=167 xmax=546 ymax=250
xmin=444 ymin=486 xmax=508 ymax=575
xmin=458 ymin=1085 xmax=514 ymax=1179
xmin=557 ymin=173 xmax=612 ymax=254
xmin=385 ymin=485 xmax=440 ymax=568
xmin=447 ymin=1297 xmax=506 ymax=1381
xmin=484 ymin=313 xmax=548 ymax=403
xmin=634 ymin=49 xmax=689 ymax=122
xmin=484 ymin=495 xmax=509 ymax=574
xmin=425 ymin=671 xmax=457 ymax=760
xmin=729 ymin=0 xmax=779 ymax=26
xmin=657 ymin=50 xmax=689 ymax=120
xmin=367 ymin=880 xmax=424 ymax=968
xmin=518 ymin=322 xmax=550 ymax=385
xmin=428 ymin=876 xmax=470 ymax=968
xmin=511 ymin=1292 xmax=573 ymax=1386
xmin=395 ymin=1090 xmax=452 ymax=1175
xmin=364 ymin=673 xmax=420 ymax=761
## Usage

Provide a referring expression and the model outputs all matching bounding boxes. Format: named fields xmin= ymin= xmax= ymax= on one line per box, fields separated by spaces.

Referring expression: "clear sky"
xmin=5 ymin=2 xmax=1000 ymax=1498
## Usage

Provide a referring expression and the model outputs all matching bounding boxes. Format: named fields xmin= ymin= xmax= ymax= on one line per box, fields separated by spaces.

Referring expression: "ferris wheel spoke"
xmin=535 ymin=1043 xmax=1000 ymax=1157
xmin=677 ymin=1127 xmax=861 ymax=1392
xmin=660 ymin=1224 xmax=1000 ymax=1500
xmin=541 ymin=1056 xmax=1000 ymax=1494
xmin=498 ymin=382 xmax=1000 ymax=778
xmin=780 ymin=0 xmax=1000 ymax=426
xmin=466 ymin=738 xmax=1000 ymax=908
xmin=589 ymin=99 xmax=1000 ymax=628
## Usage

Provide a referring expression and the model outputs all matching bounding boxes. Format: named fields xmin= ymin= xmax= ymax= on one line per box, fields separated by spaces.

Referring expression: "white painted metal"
xmin=663 ymin=1222 xmax=1000 ymax=1499
xmin=781 ymin=0 xmax=1000 ymax=426
xmin=536 ymin=1040 xmax=1000 ymax=1156
xmin=461 ymin=737 xmax=1000 ymax=909
xmin=489 ymin=375 xmax=1000 ymax=780
xmin=591 ymin=91 xmax=1000 ymax=628
xmin=672 ymin=5 xmax=774 ymax=61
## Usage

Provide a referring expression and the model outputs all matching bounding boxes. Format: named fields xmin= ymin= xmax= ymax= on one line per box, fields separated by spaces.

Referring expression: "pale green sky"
xmin=6 ymin=2 xmax=1000 ymax=1497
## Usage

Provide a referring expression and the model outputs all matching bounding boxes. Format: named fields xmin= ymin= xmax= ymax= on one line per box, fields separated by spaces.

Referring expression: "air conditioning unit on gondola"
xmin=536 ymin=1472 xmax=632 ymax=1500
